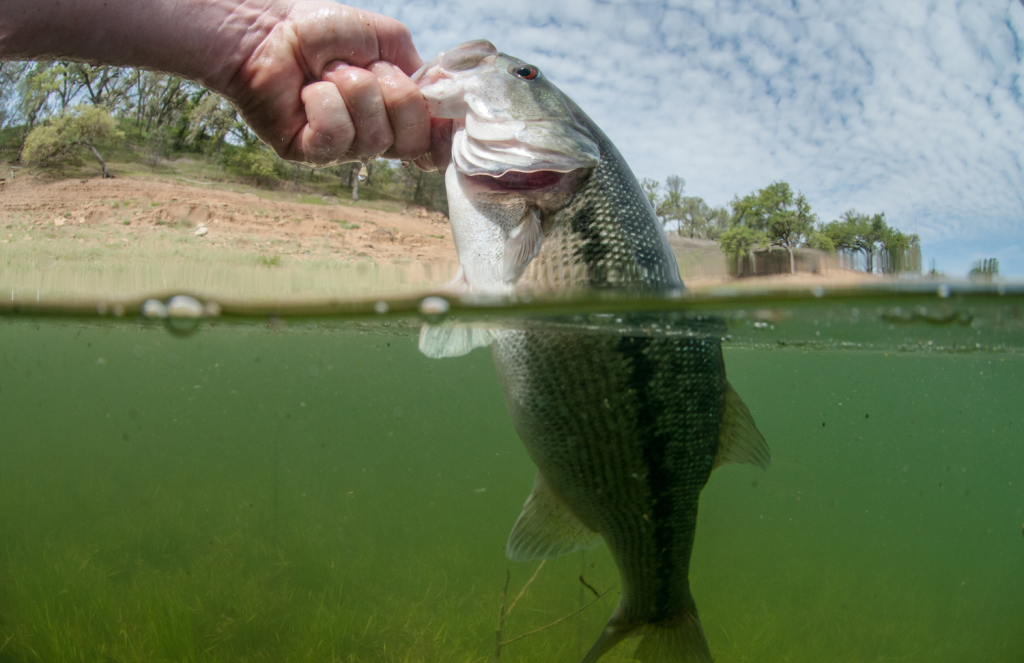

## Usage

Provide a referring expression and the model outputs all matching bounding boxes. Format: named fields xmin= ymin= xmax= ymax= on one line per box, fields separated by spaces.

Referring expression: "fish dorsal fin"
xmin=714 ymin=382 xmax=771 ymax=470
xmin=507 ymin=472 xmax=599 ymax=562
xmin=501 ymin=208 xmax=543 ymax=283
xmin=418 ymin=323 xmax=496 ymax=358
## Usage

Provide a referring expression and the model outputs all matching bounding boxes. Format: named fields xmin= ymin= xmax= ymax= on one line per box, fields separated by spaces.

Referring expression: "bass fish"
xmin=415 ymin=41 xmax=769 ymax=663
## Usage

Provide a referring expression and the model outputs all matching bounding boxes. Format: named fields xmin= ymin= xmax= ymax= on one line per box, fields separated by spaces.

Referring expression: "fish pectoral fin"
xmin=441 ymin=264 xmax=470 ymax=294
xmin=501 ymin=208 xmax=543 ymax=283
xmin=714 ymin=381 xmax=771 ymax=471
xmin=506 ymin=472 xmax=599 ymax=562
xmin=418 ymin=323 xmax=496 ymax=358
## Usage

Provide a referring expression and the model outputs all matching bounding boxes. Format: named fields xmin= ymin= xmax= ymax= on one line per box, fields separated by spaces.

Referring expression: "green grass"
xmin=0 ymin=230 xmax=456 ymax=302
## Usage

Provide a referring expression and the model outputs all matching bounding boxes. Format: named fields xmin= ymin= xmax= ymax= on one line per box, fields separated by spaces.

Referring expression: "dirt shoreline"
xmin=1 ymin=172 xmax=459 ymax=267
xmin=1 ymin=170 xmax=881 ymax=302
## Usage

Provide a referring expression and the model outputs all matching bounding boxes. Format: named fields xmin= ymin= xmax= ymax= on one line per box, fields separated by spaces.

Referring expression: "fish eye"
xmin=509 ymin=63 xmax=540 ymax=80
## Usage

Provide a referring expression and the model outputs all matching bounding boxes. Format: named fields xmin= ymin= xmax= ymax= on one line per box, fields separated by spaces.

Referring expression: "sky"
xmin=348 ymin=0 xmax=1024 ymax=277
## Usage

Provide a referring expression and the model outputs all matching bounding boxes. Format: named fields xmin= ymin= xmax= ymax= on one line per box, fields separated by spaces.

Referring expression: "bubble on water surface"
xmin=142 ymin=299 xmax=168 ymax=319
xmin=165 ymin=295 xmax=204 ymax=336
xmin=418 ymin=296 xmax=450 ymax=323
xmin=373 ymin=300 xmax=389 ymax=314
xmin=167 ymin=296 xmax=203 ymax=318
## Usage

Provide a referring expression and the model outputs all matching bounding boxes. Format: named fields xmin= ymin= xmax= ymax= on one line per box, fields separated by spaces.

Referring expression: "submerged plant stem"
xmin=500 ymin=587 xmax=612 ymax=648
xmin=506 ymin=559 xmax=545 ymax=617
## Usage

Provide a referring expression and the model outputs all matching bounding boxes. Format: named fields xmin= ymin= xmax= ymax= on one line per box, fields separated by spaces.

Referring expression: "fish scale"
xmin=524 ymin=110 xmax=681 ymax=290
xmin=416 ymin=40 xmax=770 ymax=663
xmin=493 ymin=323 xmax=727 ymax=662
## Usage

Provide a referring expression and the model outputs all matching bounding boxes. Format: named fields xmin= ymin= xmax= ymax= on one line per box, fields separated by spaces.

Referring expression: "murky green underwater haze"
xmin=1 ymin=289 xmax=1022 ymax=662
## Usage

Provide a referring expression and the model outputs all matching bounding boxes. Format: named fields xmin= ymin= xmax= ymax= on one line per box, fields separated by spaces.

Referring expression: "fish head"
xmin=414 ymin=40 xmax=600 ymax=196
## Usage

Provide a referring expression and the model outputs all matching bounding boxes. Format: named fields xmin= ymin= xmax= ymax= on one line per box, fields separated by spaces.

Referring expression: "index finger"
xmin=372 ymin=14 xmax=423 ymax=75
xmin=291 ymin=3 xmax=423 ymax=78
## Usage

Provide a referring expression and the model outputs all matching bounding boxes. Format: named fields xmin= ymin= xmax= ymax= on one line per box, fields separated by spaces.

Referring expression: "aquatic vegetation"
xmin=1 ymin=293 xmax=1022 ymax=662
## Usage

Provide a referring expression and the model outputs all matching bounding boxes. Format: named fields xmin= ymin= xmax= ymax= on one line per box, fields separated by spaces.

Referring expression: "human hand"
xmin=217 ymin=1 xmax=430 ymax=165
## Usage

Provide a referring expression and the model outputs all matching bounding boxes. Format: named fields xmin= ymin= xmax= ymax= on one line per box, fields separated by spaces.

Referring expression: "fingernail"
xmin=322 ymin=61 xmax=349 ymax=78
xmin=371 ymin=62 xmax=397 ymax=79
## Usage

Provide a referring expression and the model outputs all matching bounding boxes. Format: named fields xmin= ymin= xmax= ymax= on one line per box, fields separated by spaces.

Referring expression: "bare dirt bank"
xmin=0 ymin=171 xmax=880 ymax=303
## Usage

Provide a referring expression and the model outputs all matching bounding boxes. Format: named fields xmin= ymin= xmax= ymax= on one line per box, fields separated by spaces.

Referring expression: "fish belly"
xmin=492 ymin=325 xmax=726 ymax=627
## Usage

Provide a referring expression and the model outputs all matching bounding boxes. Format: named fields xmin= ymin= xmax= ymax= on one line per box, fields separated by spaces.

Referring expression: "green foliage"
xmin=409 ymin=166 xmax=447 ymax=210
xmin=186 ymin=90 xmax=245 ymax=152
xmin=969 ymin=258 xmax=999 ymax=279
xmin=718 ymin=225 xmax=767 ymax=256
xmin=730 ymin=181 xmax=817 ymax=251
xmin=805 ymin=231 xmax=836 ymax=252
xmin=640 ymin=177 xmax=660 ymax=209
xmin=818 ymin=210 xmax=919 ymax=273
xmin=22 ymin=106 xmax=123 ymax=176
xmin=242 ymin=147 xmax=278 ymax=183
xmin=645 ymin=175 xmax=730 ymax=239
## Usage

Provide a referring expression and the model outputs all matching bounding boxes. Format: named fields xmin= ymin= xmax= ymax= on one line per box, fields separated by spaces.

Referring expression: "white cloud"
xmin=351 ymin=0 xmax=1024 ymax=275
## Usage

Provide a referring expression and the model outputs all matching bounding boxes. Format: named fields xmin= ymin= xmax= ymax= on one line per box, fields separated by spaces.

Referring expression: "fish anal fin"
xmin=506 ymin=472 xmax=598 ymax=562
xmin=418 ymin=323 xmax=496 ymax=359
xmin=580 ymin=618 xmax=634 ymax=663
xmin=714 ymin=381 xmax=771 ymax=471
xmin=501 ymin=208 xmax=543 ymax=283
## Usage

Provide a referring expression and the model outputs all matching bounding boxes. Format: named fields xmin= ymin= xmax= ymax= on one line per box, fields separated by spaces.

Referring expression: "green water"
xmin=1 ymin=289 xmax=1022 ymax=662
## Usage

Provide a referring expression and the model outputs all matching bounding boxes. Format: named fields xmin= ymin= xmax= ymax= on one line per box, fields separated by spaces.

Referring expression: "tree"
xmin=805 ymin=230 xmax=836 ymax=252
xmin=0 ymin=62 xmax=32 ymax=129
xmin=729 ymin=181 xmax=815 ymax=273
xmin=640 ymin=177 xmax=660 ymax=210
xmin=819 ymin=210 xmax=918 ymax=274
xmin=186 ymin=90 xmax=243 ymax=154
xmin=719 ymin=226 xmax=767 ymax=275
xmin=880 ymin=227 xmax=920 ymax=274
xmin=15 ymin=61 xmax=66 ymax=158
xmin=22 ymin=105 xmax=124 ymax=177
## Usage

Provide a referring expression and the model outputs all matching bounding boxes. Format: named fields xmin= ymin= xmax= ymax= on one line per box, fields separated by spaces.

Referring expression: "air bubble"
xmin=167 ymin=296 xmax=203 ymax=318
xmin=419 ymin=296 xmax=450 ymax=322
xmin=166 ymin=295 xmax=204 ymax=336
xmin=937 ymin=284 xmax=951 ymax=298
xmin=142 ymin=299 xmax=168 ymax=319
xmin=373 ymin=300 xmax=389 ymax=314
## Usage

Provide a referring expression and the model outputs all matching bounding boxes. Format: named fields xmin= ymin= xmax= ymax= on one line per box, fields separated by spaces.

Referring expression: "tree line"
xmin=0 ymin=60 xmax=921 ymax=271
xmin=0 ymin=60 xmax=448 ymax=209
xmin=642 ymin=176 xmax=921 ymax=274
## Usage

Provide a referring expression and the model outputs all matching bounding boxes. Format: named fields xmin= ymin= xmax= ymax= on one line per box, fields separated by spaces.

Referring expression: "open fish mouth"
xmin=416 ymin=40 xmax=600 ymax=181
xmin=467 ymin=169 xmax=578 ymax=192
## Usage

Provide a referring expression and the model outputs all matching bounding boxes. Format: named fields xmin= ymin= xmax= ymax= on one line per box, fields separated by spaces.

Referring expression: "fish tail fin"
xmin=580 ymin=607 xmax=711 ymax=663
xmin=632 ymin=609 xmax=713 ymax=663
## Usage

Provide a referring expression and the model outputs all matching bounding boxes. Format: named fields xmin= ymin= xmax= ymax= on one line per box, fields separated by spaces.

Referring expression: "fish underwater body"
xmin=415 ymin=41 xmax=770 ymax=663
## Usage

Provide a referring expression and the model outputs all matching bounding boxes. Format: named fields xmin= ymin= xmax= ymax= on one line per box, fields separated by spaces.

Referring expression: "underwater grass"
xmin=1 ymin=312 xmax=1022 ymax=662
